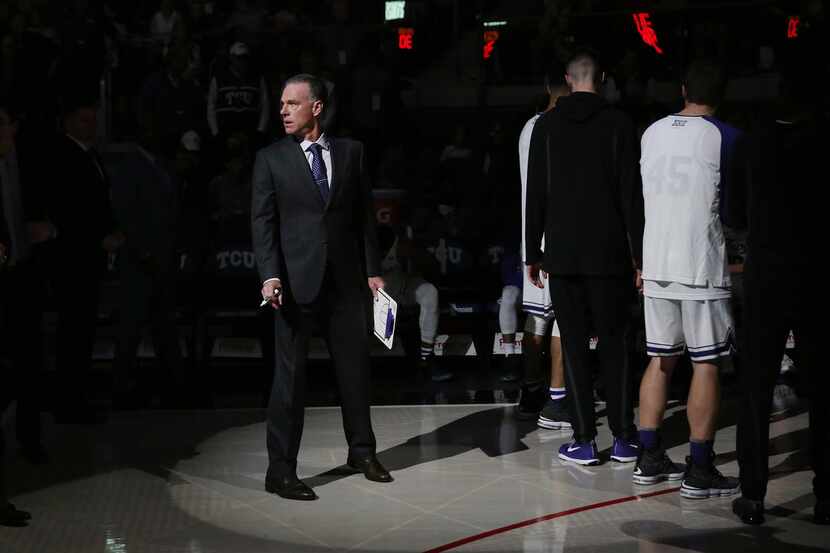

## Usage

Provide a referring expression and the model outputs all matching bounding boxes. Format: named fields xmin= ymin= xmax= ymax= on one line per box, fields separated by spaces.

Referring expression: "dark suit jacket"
xmin=107 ymin=144 xmax=180 ymax=271
xmin=42 ymin=134 xmax=117 ymax=270
xmin=251 ymin=135 xmax=380 ymax=305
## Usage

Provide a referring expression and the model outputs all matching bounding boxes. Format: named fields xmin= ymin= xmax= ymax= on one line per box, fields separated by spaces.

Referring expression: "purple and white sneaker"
xmin=558 ymin=440 xmax=600 ymax=466
xmin=610 ymin=437 xmax=640 ymax=463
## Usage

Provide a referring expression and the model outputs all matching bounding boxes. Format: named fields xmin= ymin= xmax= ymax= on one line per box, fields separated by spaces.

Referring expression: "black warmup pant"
xmin=266 ymin=270 xmax=376 ymax=480
xmin=549 ymin=275 xmax=637 ymax=443
xmin=737 ymin=267 xmax=827 ymax=502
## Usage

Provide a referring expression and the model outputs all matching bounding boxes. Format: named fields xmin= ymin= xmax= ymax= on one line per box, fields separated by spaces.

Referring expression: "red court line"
xmin=423 ymin=486 xmax=680 ymax=553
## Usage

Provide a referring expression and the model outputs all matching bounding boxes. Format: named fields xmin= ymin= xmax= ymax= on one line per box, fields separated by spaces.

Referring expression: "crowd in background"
xmin=0 ymin=1 xmax=827 ymax=422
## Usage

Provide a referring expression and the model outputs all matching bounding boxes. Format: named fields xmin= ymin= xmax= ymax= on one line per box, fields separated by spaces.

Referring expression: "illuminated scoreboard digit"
xmin=398 ymin=27 xmax=414 ymax=50
xmin=483 ymin=30 xmax=500 ymax=60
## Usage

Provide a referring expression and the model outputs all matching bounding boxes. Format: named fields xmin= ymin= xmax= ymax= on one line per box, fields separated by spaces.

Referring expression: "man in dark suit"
xmin=727 ymin=74 xmax=828 ymax=526
xmin=44 ymin=96 xmax=124 ymax=423
xmin=108 ymin=119 xmax=184 ymax=410
xmin=251 ymin=74 xmax=392 ymax=501
xmin=1 ymin=97 xmax=53 ymax=463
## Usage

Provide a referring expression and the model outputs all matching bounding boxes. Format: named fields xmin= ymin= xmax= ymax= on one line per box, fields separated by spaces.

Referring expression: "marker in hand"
xmin=260 ymin=288 xmax=281 ymax=307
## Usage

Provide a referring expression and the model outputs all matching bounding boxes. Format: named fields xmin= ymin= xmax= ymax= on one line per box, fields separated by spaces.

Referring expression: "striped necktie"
xmin=307 ymin=143 xmax=329 ymax=204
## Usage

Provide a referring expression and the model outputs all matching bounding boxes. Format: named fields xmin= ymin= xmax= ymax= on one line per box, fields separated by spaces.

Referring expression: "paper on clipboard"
xmin=373 ymin=288 xmax=397 ymax=350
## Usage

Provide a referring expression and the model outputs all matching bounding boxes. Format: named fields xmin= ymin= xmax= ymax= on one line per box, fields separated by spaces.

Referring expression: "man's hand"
xmin=102 ymin=231 xmax=126 ymax=253
xmin=527 ymin=263 xmax=547 ymax=289
xmin=27 ymin=221 xmax=57 ymax=244
xmin=635 ymin=269 xmax=643 ymax=294
xmin=262 ymin=279 xmax=282 ymax=309
xmin=368 ymin=276 xmax=385 ymax=297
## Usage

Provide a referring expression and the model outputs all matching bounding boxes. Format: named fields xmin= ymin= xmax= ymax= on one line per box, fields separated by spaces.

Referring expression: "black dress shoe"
xmin=347 ymin=456 xmax=394 ymax=483
xmin=1 ymin=503 xmax=31 ymax=527
xmin=265 ymin=476 xmax=318 ymax=501
xmin=815 ymin=501 xmax=830 ymax=525
xmin=732 ymin=497 xmax=765 ymax=525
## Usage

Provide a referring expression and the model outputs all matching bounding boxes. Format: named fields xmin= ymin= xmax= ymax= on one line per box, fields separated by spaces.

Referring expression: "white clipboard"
xmin=373 ymin=288 xmax=398 ymax=350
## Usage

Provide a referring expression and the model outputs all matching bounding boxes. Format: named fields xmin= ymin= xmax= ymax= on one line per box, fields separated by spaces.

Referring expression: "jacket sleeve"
xmin=358 ymin=142 xmax=381 ymax=277
xmin=616 ymin=116 xmax=645 ymax=270
xmin=524 ymin=116 xmax=547 ymax=266
xmin=722 ymin=132 xmax=750 ymax=231
xmin=251 ymin=150 xmax=282 ymax=282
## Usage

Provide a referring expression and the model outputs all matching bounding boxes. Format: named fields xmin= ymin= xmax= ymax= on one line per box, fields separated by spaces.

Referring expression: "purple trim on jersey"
xmin=703 ymin=116 xmax=742 ymax=222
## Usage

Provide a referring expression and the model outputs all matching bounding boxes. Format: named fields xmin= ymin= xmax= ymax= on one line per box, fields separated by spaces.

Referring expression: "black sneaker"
xmin=632 ymin=448 xmax=684 ymax=485
xmin=514 ymin=385 xmax=545 ymax=420
xmin=537 ymin=398 xmax=572 ymax=429
xmin=680 ymin=456 xmax=740 ymax=499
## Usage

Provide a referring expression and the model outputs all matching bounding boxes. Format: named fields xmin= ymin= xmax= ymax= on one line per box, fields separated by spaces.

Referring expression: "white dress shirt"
xmin=263 ymin=133 xmax=334 ymax=287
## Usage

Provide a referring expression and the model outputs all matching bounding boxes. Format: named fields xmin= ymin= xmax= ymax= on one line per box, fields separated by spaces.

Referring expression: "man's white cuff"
xmin=263 ymin=278 xmax=281 ymax=285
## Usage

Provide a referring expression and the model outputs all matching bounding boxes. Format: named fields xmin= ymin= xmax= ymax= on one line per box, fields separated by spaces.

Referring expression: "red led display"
xmin=632 ymin=12 xmax=663 ymax=55
xmin=787 ymin=16 xmax=800 ymax=39
xmin=398 ymin=27 xmax=414 ymax=50
xmin=483 ymin=30 xmax=499 ymax=60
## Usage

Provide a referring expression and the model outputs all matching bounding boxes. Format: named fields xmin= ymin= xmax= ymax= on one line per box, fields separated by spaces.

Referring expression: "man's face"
xmin=66 ymin=107 xmax=98 ymax=144
xmin=230 ymin=54 xmax=249 ymax=77
xmin=0 ymin=109 xmax=18 ymax=157
xmin=280 ymin=82 xmax=322 ymax=137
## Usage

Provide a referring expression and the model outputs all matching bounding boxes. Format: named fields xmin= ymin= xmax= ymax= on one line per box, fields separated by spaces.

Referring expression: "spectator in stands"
xmin=438 ymin=124 xmax=478 ymax=210
xmin=207 ymin=41 xmax=270 ymax=147
xmin=0 ymin=97 xmax=53 ymax=463
xmin=149 ymin=0 xmax=181 ymax=52
xmin=728 ymin=73 xmax=828 ymax=526
xmin=167 ymin=17 xmax=203 ymax=84
xmin=525 ymin=49 xmax=643 ymax=466
xmin=140 ymin=46 xmax=205 ymax=154
xmin=109 ymin=115 xmax=185 ymax=409
xmin=377 ymin=224 xmax=451 ymax=382
xmin=209 ymin=131 xmax=253 ymax=222
xmin=45 ymin=93 xmax=124 ymax=423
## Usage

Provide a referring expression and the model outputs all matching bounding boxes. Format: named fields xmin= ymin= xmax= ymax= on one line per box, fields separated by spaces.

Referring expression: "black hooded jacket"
xmin=525 ymin=91 xmax=644 ymax=276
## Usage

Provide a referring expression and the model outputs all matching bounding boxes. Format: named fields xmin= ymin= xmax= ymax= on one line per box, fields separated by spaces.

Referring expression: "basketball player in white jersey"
xmin=634 ymin=60 xmax=740 ymax=499
xmin=513 ymin=64 xmax=571 ymax=430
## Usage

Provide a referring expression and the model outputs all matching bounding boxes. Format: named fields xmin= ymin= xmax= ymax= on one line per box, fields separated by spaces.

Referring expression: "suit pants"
xmin=548 ymin=275 xmax=637 ymax=443
xmin=0 ymin=262 xmax=44 ymax=448
xmin=115 ymin=254 xmax=182 ymax=393
xmin=737 ymin=267 xmax=827 ymax=502
xmin=52 ymin=263 xmax=101 ymax=408
xmin=266 ymin=270 xmax=376 ymax=479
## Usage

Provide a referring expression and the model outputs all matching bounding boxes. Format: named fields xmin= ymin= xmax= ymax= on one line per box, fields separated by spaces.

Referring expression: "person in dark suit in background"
xmin=0 ymin=95 xmax=34 ymax=526
xmin=0 ymin=96 xmax=56 ymax=463
xmin=108 ymin=116 xmax=184 ymax=409
xmin=728 ymin=74 xmax=829 ymax=526
xmin=44 ymin=94 xmax=125 ymax=423
xmin=251 ymin=74 xmax=391 ymax=501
